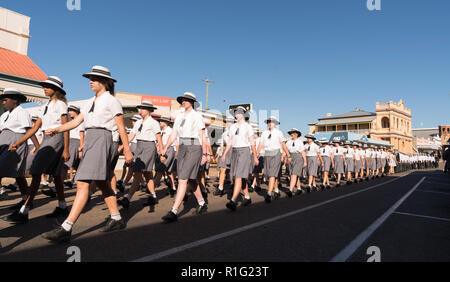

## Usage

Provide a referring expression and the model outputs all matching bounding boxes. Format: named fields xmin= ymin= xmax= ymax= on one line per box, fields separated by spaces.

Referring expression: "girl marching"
xmin=41 ymin=66 xmax=133 ymax=243
xmin=332 ymin=138 xmax=346 ymax=187
xmin=319 ymin=138 xmax=333 ymax=189
xmin=304 ymin=134 xmax=323 ymax=192
xmin=285 ymin=128 xmax=307 ymax=196
xmin=213 ymin=118 xmax=234 ymax=196
xmin=154 ymin=116 xmax=177 ymax=197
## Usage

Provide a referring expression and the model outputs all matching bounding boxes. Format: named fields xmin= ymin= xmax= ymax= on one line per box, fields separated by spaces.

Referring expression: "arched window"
xmin=381 ymin=117 xmax=390 ymax=129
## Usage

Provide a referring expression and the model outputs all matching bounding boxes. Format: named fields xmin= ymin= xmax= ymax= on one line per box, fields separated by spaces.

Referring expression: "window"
xmin=381 ymin=117 xmax=390 ymax=129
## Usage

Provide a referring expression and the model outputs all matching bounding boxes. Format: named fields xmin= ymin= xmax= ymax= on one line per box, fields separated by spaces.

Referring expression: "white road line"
xmin=132 ymin=175 xmax=409 ymax=262
xmin=393 ymin=212 xmax=450 ymax=223
xmin=330 ymin=176 xmax=426 ymax=262
xmin=416 ymin=190 xmax=450 ymax=196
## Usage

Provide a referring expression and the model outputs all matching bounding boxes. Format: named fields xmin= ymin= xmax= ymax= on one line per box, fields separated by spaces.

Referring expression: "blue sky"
xmin=2 ymin=0 xmax=449 ymax=134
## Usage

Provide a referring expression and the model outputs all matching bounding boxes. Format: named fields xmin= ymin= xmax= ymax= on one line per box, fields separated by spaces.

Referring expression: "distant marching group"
xmin=0 ymin=65 xmax=441 ymax=243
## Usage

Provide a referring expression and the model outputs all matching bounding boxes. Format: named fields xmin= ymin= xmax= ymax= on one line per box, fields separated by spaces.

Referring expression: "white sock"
xmin=58 ymin=201 xmax=67 ymax=209
xmin=251 ymin=185 xmax=255 ymax=189
xmin=152 ymin=193 xmax=157 ymax=199
xmin=19 ymin=205 xmax=29 ymax=215
xmin=267 ymin=192 xmax=272 ymax=196
xmin=171 ymin=207 xmax=178 ymax=215
xmin=313 ymin=184 xmax=317 ymax=187
xmin=198 ymin=199 xmax=205 ymax=206
xmin=172 ymin=186 xmax=177 ymax=191
xmin=61 ymin=220 xmax=73 ymax=231
xmin=231 ymin=198 xmax=236 ymax=203
xmin=0 ymin=188 xmax=6 ymax=195
xmin=111 ymin=213 xmax=122 ymax=221
xmin=274 ymin=189 xmax=280 ymax=194
xmin=114 ymin=190 xmax=118 ymax=195
xmin=218 ymin=185 xmax=224 ymax=191
xmin=244 ymin=195 xmax=250 ymax=200
xmin=125 ymin=194 xmax=132 ymax=201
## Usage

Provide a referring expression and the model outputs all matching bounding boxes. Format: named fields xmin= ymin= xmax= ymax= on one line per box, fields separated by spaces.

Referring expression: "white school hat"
xmin=83 ymin=65 xmax=117 ymax=82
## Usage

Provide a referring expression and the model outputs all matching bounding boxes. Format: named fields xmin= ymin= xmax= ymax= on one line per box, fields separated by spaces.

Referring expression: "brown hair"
xmin=97 ymin=77 xmax=115 ymax=96
xmin=54 ymin=90 xmax=67 ymax=104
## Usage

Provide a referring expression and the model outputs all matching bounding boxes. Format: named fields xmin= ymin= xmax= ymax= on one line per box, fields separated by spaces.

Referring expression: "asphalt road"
xmin=0 ymin=165 xmax=449 ymax=262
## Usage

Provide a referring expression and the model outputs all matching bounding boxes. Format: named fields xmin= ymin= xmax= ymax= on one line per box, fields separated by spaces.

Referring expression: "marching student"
xmin=332 ymin=138 xmax=346 ymax=187
xmin=118 ymin=101 xmax=163 ymax=210
xmin=319 ymin=138 xmax=333 ymax=189
xmin=251 ymin=131 xmax=264 ymax=192
xmin=213 ymin=117 xmax=234 ymax=196
xmin=160 ymin=92 xmax=208 ymax=223
xmin=40 ymin=66 xmax=133 ymax=243
xmin=60 ymin=105 xmax=85 ymax=189
xmin=344 ymin=141 xmax=355 ymax=185
xmin=118 ymin=114 xmax=141 ymax=190
xmin=388 ymin=149 xmax=397 ymax=175
xmin=380 ymin=147 xmax=388 ymax=176
xmin=304 ymin=134 xmax=323 ymax=192
xmin=353 ymin=142 xmax=363 ymax=182
xmin=371 ymin=146 xmax=378 ymax=178
xmin=375 ymin=146 xmax=382 ymax=177
xmin=0 ymin=89 xmax=39 ymax=209
xmin=221 ymin=106 xmax=258 ymax=211
xmin=154 ymin=116 xmax=177 ymax=197
xmin=363 ymin=144 xmax=372 ymax=180
xmin=285 ymin=128 xmax=307 ymax=196
xmin=257 ymin=116 xmax=291 ymax=203
xmin=4 ymin=77 xmax=70 ymax=223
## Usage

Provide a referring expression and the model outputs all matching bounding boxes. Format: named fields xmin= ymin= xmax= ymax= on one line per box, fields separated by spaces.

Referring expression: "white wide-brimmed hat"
xmin=176 ymin=92 xmax=200 ymax=108
xmin=38 ymin=76 xmax=66 ymax=95
xmin=83 ymin=65 xmax=117 ymax=82
xmin=130 ymin=114 xmax=142 ymax=121
xmin=136 ymin=101 xmax=157 ymax=111
xmin=265 ymin=116 xmax=280 ymax=125
xmin=229 ymin=106 xmax=250 ymax=118
xmin=288 ymin=128 xmax=301 ymax=136
xmin=158 ymin=116 xmax=173 ymax=124
xmin=305 ymin=133 xmax=316 ymax=140
xmin=68 ymin=105 xmax=81 ymax=113
xmin=1 ymin=88 xmax=27 ymax=103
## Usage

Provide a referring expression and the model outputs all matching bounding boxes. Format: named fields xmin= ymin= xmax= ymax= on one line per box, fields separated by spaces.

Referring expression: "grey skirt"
xmin=355 ymin=159 xmax=363 ymax=171
xmin=376 ymin=158 xmax=382 ymax=169
xmin=156 ymin=146 xmax=176 ymax=173
xmin=26 ymin=144 xmax=36 ymax=171
xmin=307 ymin=156 xmax=319 ymax=177
xmin=264 ymin=151 xmax=282 ymax=178
xmin=230 ymin=147 xmax=252 ymax=179
xmin=170 ymin=158 xmax=177 ymax=173
xmin=75 ymin=129 xmax=112 ymax=182
xmin=124 ymin=142 xmax=138 ymax=168
xmin=0 ymin=130 xmax=28 ymax=178
xmin=177 ymin=144 xmax=202 ymax=180
xmin=217 ymin=147 xmax=232 ymax=169
xmin=64 ymin=138 xmax=80 ymax=169
xmin=322 ymin=156 xmax=332 ymax=172
xmin=345 ymin=157 xmax=354 ymax=173
xmin=252 ymin=156 xmax=264 ymax=174
xmin=380 ymin=158 xmax=386 ymax=168
xmin=134 ymin=140 xmax=157 ymax=173
xmin=371 ymin=158 xmax=377 ymax=171
xmin=289 ymin=153 xmax=304 ymax=176
xmin=30 ymin=133 xmax=64 ymax=176
xmin=333 ymin=155 xmax=345 ymax=174
xmin=110 ymin=141 xmax=120 ymax=172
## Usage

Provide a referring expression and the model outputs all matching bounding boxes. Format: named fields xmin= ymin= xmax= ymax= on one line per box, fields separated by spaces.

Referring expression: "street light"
xmin=202 ymin=77 xmax=215 ymax=110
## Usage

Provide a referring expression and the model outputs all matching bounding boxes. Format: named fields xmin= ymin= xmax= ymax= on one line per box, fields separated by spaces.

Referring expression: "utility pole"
xmin=202 ymin=77 xmax=214 ymax=110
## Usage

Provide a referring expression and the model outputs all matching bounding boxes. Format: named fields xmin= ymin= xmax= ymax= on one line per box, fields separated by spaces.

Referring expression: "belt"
xmin=137 ymin=140 xmax=156 ymax=143
xmin=86 ymin=127 xmax=108 ymax=130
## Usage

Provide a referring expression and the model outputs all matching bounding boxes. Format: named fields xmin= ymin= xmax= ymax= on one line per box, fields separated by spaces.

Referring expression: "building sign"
xmin=141 ymin=95 xmax=172 ymax=107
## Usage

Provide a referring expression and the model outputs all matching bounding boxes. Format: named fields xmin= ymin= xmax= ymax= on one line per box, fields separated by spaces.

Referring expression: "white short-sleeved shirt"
xmin=228 ymin=122 xmax=254 ymax=148
xmin=132 ymin=116 xmax=161 ymax=142
xmin=365 ymin=149 xmax=372 ymax=158
xmin=255 ymin=137 xmax=265 ymax=157
xmin=0 ymin=106 xmax=32 ymax=134
xmin=355 ymin=149 xmax=362 ymax=160
xmin=344 ymin=147 xmax=355 ymax=158
xmin=376 ymin=151 xmax=382 ymax=158
xmin=320 ymin=145 xmax=332 ymax=157
xmin=381 ymin=151 xmax=387 ymax=158
xmin=285 ymin=139 xmax=305 ymax=154
xmin=305 ymin=142 xmax=320 ymax=157
xmin=161 ymin=126 xmax=175 ymax=147
xmin=81 ymin=91 xmax=123 ymax=132
xmin=173 ymin=109 xmax=205 ymax=143
xmin=333 ymin=146 xmax=346 ymax=156
xmin=261 ymin=128 xmax=285 ymax=152
xmin=39 ymin=100 xmax=68 ymax=131
xmin=69 ymin=121 xmax=85 ymax=140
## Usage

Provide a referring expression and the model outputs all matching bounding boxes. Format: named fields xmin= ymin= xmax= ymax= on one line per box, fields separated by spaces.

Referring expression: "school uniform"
xmin=132 ymin=116 xmax=161 ymax=172
xmin=364 ymin=149 xmax=372 ymax=170
xmin=380 ymin=151 xmax=387 ymax=168
xmin=305 ymin=142 xmax=320 ymax=177
xmin=333 ymin=146 xmax=346 ymax=174
xmin=371 ymin=150 xmax=377 ymax=171
xmin=64 ymin=121 xmax=85 ymax=170
xmin=320 ymin=145 xmax=332 ymax=172
xmin=344 ymin=147 xmax=355 ymax=173
xmin=25 ymin=128 xmax=42 ymax=171
xmin=376 ymin=151 xmax=382 ymax=170
xmin=228 ymin=122 xmax=254 ymax=179
xmin=252 ymin=137 xmax=264 ymax=174
xmin=261 ymin=128 xmax=284 ymax=178
xmin=75 ymin=91 xmax=122 ymax=181
xmin=355 ymin=149 xmax=363 ymax=171
xmin=0 ymin=106 xmax=32 ymax=178
xmin=30 ymin=100 xmax=68 ymax=176
xmin=155 ymin=126 xmax=176 ymax=173
xmin=217 ymin=129 xmax=232 ymax=170
xmin=286 ymin=139 xmax=305 ymax=176
xmin=173 ymin=109 xmax=205 ymax=180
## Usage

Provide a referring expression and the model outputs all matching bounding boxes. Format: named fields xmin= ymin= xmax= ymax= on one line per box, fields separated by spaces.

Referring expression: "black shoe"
xmin=255 ymin=186 xmax=262 ymax=192
xmin=118 ymin=197 xmax=130 ymax=209
xmin=193 ymin=204 xmax=207 ymax=215
xmin=226 ymin=200 xmax=237 ymax=211
xmin=46 ymin=207 xmax=69 ymax=218
xmin=336 ymin=183 xmax=341 ymax=187
xmin=248 ymin=186 xmax=254 ymax=193
xmin=116 ymin=182 xmax=125 ymax=193
xmin=375 ymin=175 xmax=379 ymax=178
xmin=9 ymin=200 xmax=33 ymax=211
xmin=5 ymin=184 xmax=17 ymax=192
xmin=169 ymin=188 xmax=176 ymax=198
xmin=146 ymin=196 xmax=158 ymax=206
xmin=313 ymin=186 xmax=319 ymax=191
xmin=286 ymin=190 xmax=293 ymax=198
xmin=162 ymin=211 xmax=178 ymax=222
xmin=307 ymin=186 xmax=312 ymax=193
xmin=274 ymin=192 xmax=281 ymax=200
xmin=213 ymin=188 xmax=225 ymax=197
xmin=295 ymin=189 xmax=303 ymax=196
xmin=42 ymin=189 xmax=57 ymax=198
xmin=42 ymin=226 xmax=72 ymax=243
xmin=365 ymin=177 xmax=369 ymax=181
xmin=242 ymin=198 xmax=252 ymax=206
xmin=201 ymin=190 xmax=208 ymax=200
xmin=326 ymin=185 xmax=331 ymax=190
xmin=265 ymin=194 xmax=272 ymax=203
xmin=3 ymin=210 xmax=28 ymax=224
xmin=64 ymin=181 xmax=73 ymax=189
xmin=101 ymin=218 xmax=126 ymax=232
xmin=346 ymin=181 xmax=352 ymax=185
